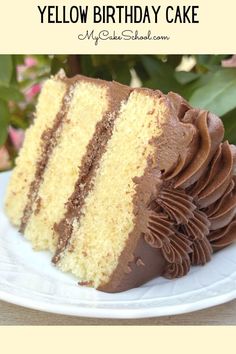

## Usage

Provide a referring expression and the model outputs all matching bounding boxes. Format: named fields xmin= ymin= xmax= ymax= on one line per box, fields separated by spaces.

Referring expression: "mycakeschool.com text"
xmin=78 ymin=29 xmax=170 ymax=46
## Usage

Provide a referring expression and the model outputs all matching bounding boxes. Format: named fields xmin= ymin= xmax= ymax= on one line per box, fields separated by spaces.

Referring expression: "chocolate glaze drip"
xmin=100 ymin=92 xmax=236 ymax=292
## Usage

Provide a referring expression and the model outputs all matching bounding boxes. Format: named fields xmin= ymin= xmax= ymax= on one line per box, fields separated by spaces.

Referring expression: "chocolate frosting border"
xmin=99 ymin=92 xmax=236 ymax=293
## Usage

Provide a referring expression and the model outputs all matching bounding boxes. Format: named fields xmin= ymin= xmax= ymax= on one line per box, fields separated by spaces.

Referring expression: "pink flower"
xmin=222 ymin=55 xmax=236 ymax=68
xmin=17 ymin=56 xmax=38 ymax=80
xmin=25 ymin=57 xmax=37 ymax=68
xmin=26 ymin=83 xmax=42 ymax=100
xmin=0 ymin=146 xmax=10 ymax=170
xmin=8 ymin=126 xmax=24 ymax=150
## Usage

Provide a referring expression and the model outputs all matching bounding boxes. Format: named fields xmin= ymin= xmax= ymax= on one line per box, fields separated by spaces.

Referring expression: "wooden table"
xmin=1 ymin=299 xmax=236 ymax=325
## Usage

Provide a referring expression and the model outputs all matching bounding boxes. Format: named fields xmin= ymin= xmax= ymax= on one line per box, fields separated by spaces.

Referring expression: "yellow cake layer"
xmin=58 ymin=90 xmax=167 ymax=287
xmin=24 ymin=81 xmax=109 ymax=252
xmin=4 ymin=78 xmax=67 ymax=226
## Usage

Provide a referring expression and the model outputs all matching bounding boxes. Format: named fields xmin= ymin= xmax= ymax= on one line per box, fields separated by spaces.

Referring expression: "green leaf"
xmin=0 ymin=86 xmax=24 ymax=102
xmin=175 ymin=71 xmax=201 ymax=85
xmin=141 ymin=56 xmax=181 ymax=93
xmin=14 ymin=55 xmax=25 ymax=66
xmin=221 ymin=108 xmax=236 ymax=144
xmin=50 ymin=56 xmax=66 ymax=75
xmin=80 ymin=56 xmax=95 ymax=76
xmin=95 ymin=66 xmax=113 ymax=81
xmin=10 ymin=114 xmax=29 ymax=129
xmin=167 ymin=55 xmax=182 ymax=69
xmin=134 ymin=60 xmax=149 ymax=82
xmin=196 ymin=55 xmax=229 ymax=66
xmin=180 ymin=72 xmax=213 ymax=100
xmin=141 ymin=55 xmax=165 ymax=78
xmin=111 ymin=62 xmax=131 ymax=85
xmin=91 ymin=55 xmax=111 ymax=67
xmin=0 ymin=100 xmax=10 ymax=146
xmin=189 ymin=69 xmax=236 ymax=116
xmin=0 ymin=55 xmax=13 ymax=86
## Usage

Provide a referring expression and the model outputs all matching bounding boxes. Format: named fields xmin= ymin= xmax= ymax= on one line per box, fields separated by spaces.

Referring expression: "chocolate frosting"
xmin=99 ymin=92 xmax=236 ymax=292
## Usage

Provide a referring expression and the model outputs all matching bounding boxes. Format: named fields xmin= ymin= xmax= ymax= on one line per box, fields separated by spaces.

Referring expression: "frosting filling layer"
xmin=24 ymin=76 xmax=128 ymax=252
xmin=53 ymin=80 xmax=131 ymax=262
xmin=4 ymin=77 xmax=67 ymax=227
xmin=20 ymin=81 xmax=75 ymax=232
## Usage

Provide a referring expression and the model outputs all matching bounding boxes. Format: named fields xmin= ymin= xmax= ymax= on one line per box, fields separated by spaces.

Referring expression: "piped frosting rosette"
xmin=140 ymin=92 xmax=236 ymax=279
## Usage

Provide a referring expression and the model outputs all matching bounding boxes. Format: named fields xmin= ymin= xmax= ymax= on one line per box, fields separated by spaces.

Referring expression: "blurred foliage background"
xmin=0 ymin=54 xmax=236 ymax=171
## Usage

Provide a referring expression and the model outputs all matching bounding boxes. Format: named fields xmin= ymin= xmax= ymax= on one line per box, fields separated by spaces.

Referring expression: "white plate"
xmin=1 ymin=171 xmax=236 ymax=319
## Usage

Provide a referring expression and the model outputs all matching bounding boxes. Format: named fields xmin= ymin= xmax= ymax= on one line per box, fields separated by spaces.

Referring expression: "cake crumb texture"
xmin=4 ymin=78 xmax=66 ymax=226
xmin=24 ymin=81 xmax=109 ymax=252
xmin=59 ymin=90 xmax=166 ymax=287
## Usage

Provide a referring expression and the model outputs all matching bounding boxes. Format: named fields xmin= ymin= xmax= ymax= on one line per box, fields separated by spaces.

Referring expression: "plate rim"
xmin=0 ymin=287 xmax=236 ymax=319
xmin=1 ymin=171 xmax=236 ymax=319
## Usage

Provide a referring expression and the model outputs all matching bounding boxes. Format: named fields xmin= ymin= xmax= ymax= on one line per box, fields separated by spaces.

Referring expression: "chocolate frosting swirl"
xmin=191 ymin=238 xmax=212 ymax=265
xmin=140 ymin=92 xmax=236 ymax=279
xmin=144 ymin=211 xmax=192 ymax=264
xmin=208 ymin=219 xmax=236 ymax=250
xmin=163 ymin=258 xmax=191 ymax=279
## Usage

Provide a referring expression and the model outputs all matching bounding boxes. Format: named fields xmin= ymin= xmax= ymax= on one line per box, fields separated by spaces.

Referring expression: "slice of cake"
xmin=5 ymin=72 xmax=236 ymax=292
